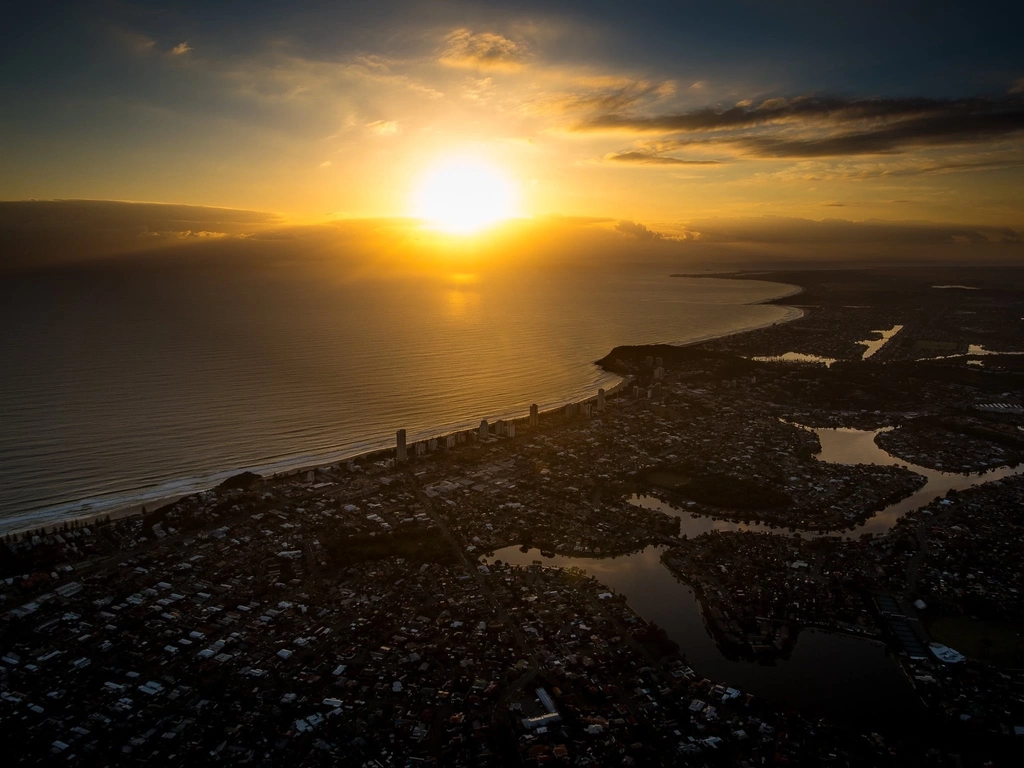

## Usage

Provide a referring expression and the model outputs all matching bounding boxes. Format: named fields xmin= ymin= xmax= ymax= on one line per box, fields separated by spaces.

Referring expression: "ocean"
xmin=0 ymin=258 xmax=798 ymax=533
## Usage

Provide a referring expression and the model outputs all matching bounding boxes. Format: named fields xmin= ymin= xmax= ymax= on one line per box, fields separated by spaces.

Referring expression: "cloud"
xmin=163 ymin=229 xmax=227 ymax=239
xmin=821 ymin=200 xmax=911 ymax=207
xmin=581 ymin=95 xmax=919 ymax=133
xmin=4 ymin=203 xmax=1021 ymax=278
xmin=537 ymin=79 xmax=678 ymax=117
xmin=438 ymin=29 xmax=527 ymax=71
xmin=171 ymin=41 xmax=192 ymax=55
xmin=0 ymin=200 xmax=281 ymax=274
xmin=604 ymin=151 xmax=722 ymax=166
xmin=668 ymin=216 xmax=1023 ymax=245
xmin=732 ymin=115 xmax=1024 ymax=157
xmin=752 ymin=150 xmax=1024 ymax=182
xmin=578 ymin=94 xmax=1024 ymax=158
xmin=113 ymin=28 xmax=156 ymax=55
xmin=615 ymin=220 xmax=669 ymax=241
xmin=319 ymin=160 xmax=332 ymax=168
xmin=1011 ymin=78 xmax=1024 ymax=94
xmin=366 ymin=119 xmax=399 ymax=136
xmin=656 ymin=81 xmax=677 ymax=99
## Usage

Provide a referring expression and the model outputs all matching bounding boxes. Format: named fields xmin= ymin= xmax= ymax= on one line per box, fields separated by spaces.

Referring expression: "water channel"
xmin=633 ymin=426 xmax=1024 ymax=540
xmin=858 ymin=324 xmax=904 ymax=359
xmin=750 ymin=323 xmax=904 ymax=367
xmin=485 ymin=424 xmax=1024 ymax=723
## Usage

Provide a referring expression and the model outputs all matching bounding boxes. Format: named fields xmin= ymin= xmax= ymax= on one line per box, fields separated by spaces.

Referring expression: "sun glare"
xmin=412 ymin=159 xmax=517 ymax=234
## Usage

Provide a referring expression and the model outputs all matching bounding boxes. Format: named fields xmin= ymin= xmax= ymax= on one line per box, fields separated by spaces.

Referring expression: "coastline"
xmin=673 ymin=272 xmax=808 ymax=307
xmin=665 ymin=304 xmax=804 ymax=349
xmin=2 ymin=277 xmax=805 ymax=537
xmin=0 ymin=380 xmax=623 ymax=537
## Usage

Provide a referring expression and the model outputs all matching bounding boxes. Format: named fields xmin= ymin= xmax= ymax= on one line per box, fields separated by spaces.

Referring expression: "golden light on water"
xmin=412 ymin=157 xmax=518 ymax=234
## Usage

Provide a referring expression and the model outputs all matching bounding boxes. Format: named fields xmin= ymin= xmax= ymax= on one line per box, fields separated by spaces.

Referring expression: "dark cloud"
xmin=738 ymin=114 xmax=1024 ymax=157
xmin=0 ymin=199 xmax=278 ymax=230
xmin=604 ymin=151 xmax=722 ymax=165
xmin=4 ymin=201 xmax=1023 ymax=278
xmin=583 ymin=95 xmax=1024 ymax=133
xmin=0 ymin=202 xmax=681 ymax=277
xmin=0 ymin=200 xmax=280 ymax=273
xmin=581 ymin=95 xmax=1024 ymax=157
xmin=874 ymin=156 xmax=1024 ymax=177
xmin=675 ymin=216 xmax=1023 ymax=245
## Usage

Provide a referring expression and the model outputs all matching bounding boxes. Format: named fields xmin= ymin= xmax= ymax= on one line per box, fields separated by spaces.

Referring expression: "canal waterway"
xmin=488 ymin=543 xmax=917 ymax=724
xmin=486 ymin=424 xmax=1024 ymax=723
xmin=858 ymin=324 xmax=904 ymax=359
xmin=633 ymin=425 xmax=1024 ymax=539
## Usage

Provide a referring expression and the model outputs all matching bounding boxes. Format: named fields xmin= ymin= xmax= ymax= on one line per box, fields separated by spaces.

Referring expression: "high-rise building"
xmin=507 ymin=422 xmax=516 ymax=438
xmin=654 ymin=366 xmax=664 ymax=380
xmin=428 ymin=438 xmax=438 ymax=452
xmin=655 ymin=356 xmax=663 ymax=368
xmin=644 ymin=355 xmax=654 ymax=368
xmin=597 ymin=388 xmax=606 ymax=411
xmin=479 ymin=420 xmax=489 ymax=440
xmin=582 ymin=403 xmax=592 ymax=419
xmin=396 ymin=429 xmax=407 ymax=463
xmin=529 ymin=403 xmax=539 ymax=427
xmin=446 ymin=435 xmax=456 ymax=448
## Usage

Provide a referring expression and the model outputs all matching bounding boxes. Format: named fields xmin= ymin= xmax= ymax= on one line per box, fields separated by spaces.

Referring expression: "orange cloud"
xmin=438 ymin=29 xmax=528 ymax=71
xmin=366 ymin=120 xmax=399 ymax=136
xmin=604 ymin=151 xmax=723 ymax=166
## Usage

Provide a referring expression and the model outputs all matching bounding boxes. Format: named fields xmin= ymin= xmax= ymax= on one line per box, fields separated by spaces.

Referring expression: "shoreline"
xmin=673 ymin=272 xmax=806 ymax=298
xmin=2 ymin=278 xmax=805 ymax=537
xmin=668 ymin=304 xmax=804 ymax=348
xmin=0 ymin=374 xmax=628 ymax=537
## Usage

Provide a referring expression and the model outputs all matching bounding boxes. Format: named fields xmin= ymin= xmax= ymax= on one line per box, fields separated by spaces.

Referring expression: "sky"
xmin=2 ymin=1 xmax=1024 ymax=266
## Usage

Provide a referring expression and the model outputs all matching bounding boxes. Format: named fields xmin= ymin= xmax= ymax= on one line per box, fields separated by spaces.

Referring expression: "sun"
xmin=412 ymin=158 xmax=518 ymax=234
